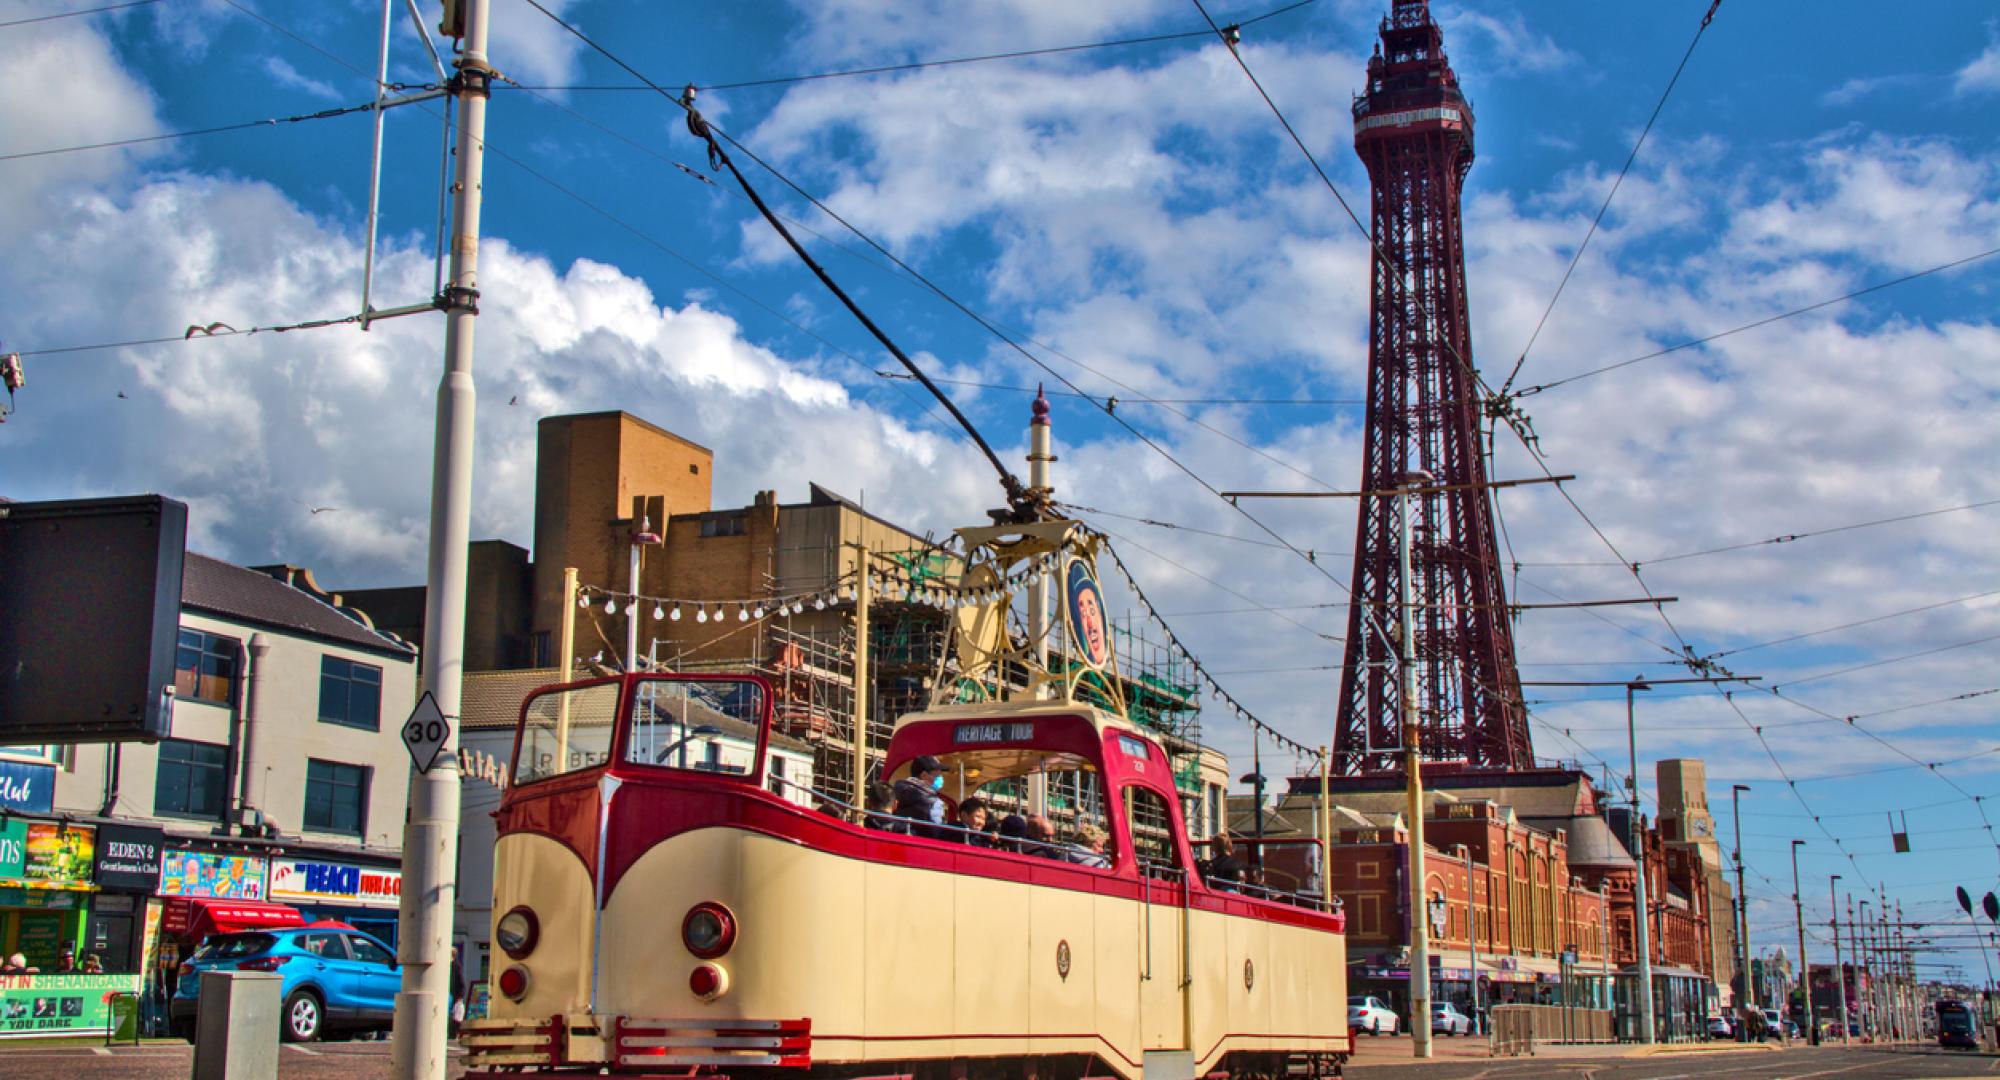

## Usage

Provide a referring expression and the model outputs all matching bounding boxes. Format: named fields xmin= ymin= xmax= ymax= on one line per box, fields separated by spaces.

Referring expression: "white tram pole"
xmin=392 ymin=0 xmax=488 ymax=1074
xmin=1400 ymin=472 xmax=1432 ymax=1060
xmin=849 ymin=541 xmax=871 ymax=812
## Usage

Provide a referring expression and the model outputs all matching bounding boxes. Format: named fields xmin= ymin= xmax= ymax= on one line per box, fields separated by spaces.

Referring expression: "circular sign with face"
xmin=1065 ymin=558 xmax=1110 ymax=668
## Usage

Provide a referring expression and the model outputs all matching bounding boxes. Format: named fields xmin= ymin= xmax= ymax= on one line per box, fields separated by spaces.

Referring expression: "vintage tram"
xmin=463 ymin=522 xmax=1351 ymax=1079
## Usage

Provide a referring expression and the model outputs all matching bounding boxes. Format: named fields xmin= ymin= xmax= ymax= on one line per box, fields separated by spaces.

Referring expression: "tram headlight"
xmin=497 ymin=965 xmax=532 ymax=1001
xmin=681 ymin=902 xmax=736 ymax=959
xmin=689 ymin=962 xmax=729 ymax=1001
xmin=497 ymin=906 xmax=540 ymax=960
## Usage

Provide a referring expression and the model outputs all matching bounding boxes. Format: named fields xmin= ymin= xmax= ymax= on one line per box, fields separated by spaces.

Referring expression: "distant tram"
xmin=1936 ymin=999 xmax=1978 ymax=1049
xmin=463 ymin=521 xmax=1352 ymax=1079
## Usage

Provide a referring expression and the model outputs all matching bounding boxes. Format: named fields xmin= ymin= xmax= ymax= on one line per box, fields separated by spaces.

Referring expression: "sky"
xmin=2 ymin=0 xmax=1997 ymax=977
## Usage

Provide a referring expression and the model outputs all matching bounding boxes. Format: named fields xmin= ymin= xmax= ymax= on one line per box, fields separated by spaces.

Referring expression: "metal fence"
xmin=1488 ymin=1004 xmax=1616 ymax=1055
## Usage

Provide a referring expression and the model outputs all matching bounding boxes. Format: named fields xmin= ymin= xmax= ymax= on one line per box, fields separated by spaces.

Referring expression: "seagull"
xmin=291 ymin=498 xmax=339 ymax=515
xmin=116 ymin=391 xmax=127 ymax=399
xmin=183 ymin=322 xmax=236 ymax=339
xmin=508 ymin=395 xmax=518 ymax=406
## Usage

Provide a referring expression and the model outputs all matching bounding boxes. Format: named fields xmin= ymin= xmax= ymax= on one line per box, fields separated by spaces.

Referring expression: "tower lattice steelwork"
xmin=1332 ymin=0 xmax=1528 ymax=774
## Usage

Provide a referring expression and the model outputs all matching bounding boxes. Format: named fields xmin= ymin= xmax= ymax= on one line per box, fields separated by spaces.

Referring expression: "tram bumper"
xmin=463 ymin=1014 xmax=811 ymax=1073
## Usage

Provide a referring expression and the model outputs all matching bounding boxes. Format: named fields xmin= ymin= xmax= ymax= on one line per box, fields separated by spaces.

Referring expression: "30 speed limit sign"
xmin=402 ymin=692 xmax=453 ymax=774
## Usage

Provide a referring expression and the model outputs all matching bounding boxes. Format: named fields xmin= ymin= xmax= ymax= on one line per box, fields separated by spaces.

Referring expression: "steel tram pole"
xmin=1625 ymin=680 xmax=1656 ymax=1044
xmin=1832 ymin=876 xmax=1850 ymax=1044
xmin=1400 ymin=473 xmax=1432 ymax=1059
xmin=1731 ymin=784 xmax=1752 ymax=1025
xmin=392 ymin=0 xmax=489 ymax=1074
xmin=1791 ymin=840 xmax=1813 ymax=1044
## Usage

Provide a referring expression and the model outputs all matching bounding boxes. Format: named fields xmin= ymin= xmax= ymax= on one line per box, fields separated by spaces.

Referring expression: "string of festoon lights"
xmin=1089 ymin=528 xmax=1325 ymax=762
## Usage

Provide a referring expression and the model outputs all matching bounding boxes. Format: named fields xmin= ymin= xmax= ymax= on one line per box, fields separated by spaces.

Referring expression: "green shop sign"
xmin=0 ymin=974 xmax=142 ymax=1038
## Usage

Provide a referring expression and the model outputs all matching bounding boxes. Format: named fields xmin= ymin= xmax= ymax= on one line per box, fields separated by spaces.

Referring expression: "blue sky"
xmin=3 ymin=0 xmax=1998 ymax=976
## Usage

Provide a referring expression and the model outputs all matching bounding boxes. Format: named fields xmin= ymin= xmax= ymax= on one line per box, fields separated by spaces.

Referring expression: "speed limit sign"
xmin=402 ymin=691 xmax=453 ymax=774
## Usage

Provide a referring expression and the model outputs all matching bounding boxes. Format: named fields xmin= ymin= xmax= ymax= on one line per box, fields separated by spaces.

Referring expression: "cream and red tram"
xmin=464 ymin=679 xmax=1350 ymax=1079
xmin=464 ymin=523 xmax=1350 ymax=1079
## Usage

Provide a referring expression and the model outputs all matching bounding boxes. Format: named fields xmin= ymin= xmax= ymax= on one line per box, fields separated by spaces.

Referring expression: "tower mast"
xmin=1333 ymin=0 xmax=1527 ymax=774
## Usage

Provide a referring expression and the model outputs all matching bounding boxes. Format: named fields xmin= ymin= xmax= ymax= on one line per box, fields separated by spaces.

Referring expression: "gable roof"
xmin=181 ymin=553 xmax=415 ymax=658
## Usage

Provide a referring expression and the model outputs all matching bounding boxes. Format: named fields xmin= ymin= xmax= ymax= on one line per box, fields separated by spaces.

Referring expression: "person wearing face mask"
xmin=893 ymin=755 xmax=951 ymax=838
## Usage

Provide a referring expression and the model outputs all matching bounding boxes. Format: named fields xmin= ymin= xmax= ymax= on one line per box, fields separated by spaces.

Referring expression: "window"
xmin=174 ymin=630 xmax=239 ymax=705
xmin=346 ymin=936 xmax=394 ymax=966
xmin=298 ymin=933 xmax=347 ymax=959
xmin=154 ymin=739 xmax=229 ymax=820
xmin=1122 ymin=786 xmax=1181 ymax=877
xmin=699 ymin=513 xmax=747 ymax=538
xmin=305 ymin=759 xmax=370 ymax=836
xmin=318 ymin=657 xmax=383 ymax=730
xmin=767 ymin=756 xmax=786 ymax=797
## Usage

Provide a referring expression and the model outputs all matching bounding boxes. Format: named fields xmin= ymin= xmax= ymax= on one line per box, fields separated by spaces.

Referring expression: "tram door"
xmin=1127 ymin=787 xmax=1191 ymax=1051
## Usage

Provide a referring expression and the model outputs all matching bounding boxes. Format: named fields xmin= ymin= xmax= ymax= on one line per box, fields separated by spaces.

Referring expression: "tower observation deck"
xmin=1332 ymin=0 xmax=1529 ymax=774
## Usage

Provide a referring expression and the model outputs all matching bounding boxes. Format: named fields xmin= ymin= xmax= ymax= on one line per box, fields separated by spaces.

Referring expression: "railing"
xmin=1488 ymin=1004 xmax=1615 ymax=1055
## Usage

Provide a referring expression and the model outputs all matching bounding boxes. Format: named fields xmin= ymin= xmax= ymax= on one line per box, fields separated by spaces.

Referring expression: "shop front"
xmin=268 ymin=858 xmax=402 ymax=946
xmin=87 ymin=823 xmax=166 ymax=976
xmin=148 ymin=846 xmax=274 ymax=1029
xmin=0 ymin=818 xmax=143 ymax=1038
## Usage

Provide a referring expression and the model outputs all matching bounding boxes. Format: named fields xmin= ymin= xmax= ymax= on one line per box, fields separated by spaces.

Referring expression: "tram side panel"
xmin=1027 ymin=872 xmax=1101 ymax=1056
xmin=490 ymin=832 xmax=597 ymax=1020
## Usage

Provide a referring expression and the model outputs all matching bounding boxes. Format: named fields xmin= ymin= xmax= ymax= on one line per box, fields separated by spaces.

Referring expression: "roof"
xmin=182 ymin=553 xmax=414 ymax=658
xmin=1537 ymin=813 xmax=1635 ymax=869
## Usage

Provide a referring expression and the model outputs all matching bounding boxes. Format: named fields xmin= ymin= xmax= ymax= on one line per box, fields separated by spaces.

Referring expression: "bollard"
xmin=191 ymin=970 xmax=281 ymax=1080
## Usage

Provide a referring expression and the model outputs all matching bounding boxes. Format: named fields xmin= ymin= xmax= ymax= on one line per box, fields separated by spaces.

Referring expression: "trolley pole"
xmin=554 ymin=567 xmax=577 ymax=761
xmin=1832 ymin=876 xmax=1850 ymax=1045
xmin=1399 ymin=474 xmax=1432 ymax=1060
xmin=1625 ymin=680 xmax=1656 ymax=1044
xmin=1791 ymin=840 xmax=1812 ymax=1044
xmin=849 ymin=541 xmax=871 ymax=811
xmin=392 ymin=0 xmax=489 ymax=1074
xmin=1318 ymin=747 xmax=1332 ymax=915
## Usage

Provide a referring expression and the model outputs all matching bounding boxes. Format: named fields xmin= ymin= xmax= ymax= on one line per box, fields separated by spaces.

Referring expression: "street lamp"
xmin=1832 ymin=874 xmax=1850 ymax=1045
xmin=1625 ymin=679 xmax=1656 ymax=1044
xmin=1791 ymin=840 xmax=1812 ymax=1044
xmin=1731 ymin=784 xmax=1752 ymax=1023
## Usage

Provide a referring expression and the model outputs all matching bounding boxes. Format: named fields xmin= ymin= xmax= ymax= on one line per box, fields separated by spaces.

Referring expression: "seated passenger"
xmin=996 ymin=813 xmax=1031 ymax=853
xmin=956 ymin=798 xmax=992 ymax=845
xmin=1202 ymin=833 xmax=1247 ymax=892
xmin=864 ymin=781 xmax=906 ymax=832
xmin=1025 ymin=815 xmax=1062 ymax=859
xmin=893 ymin=756 xmax=950 ymax=837
xmin=1071 ymin=823 xmax=1111 ymax=868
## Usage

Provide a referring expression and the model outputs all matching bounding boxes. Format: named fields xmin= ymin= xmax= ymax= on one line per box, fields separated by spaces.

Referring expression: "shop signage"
xmin=21 ymin=824 xmax=93 ymax=886
xmin=0 ymin=761 xmax=53 ymax=815
xmin=459 ymin=747 xmax=511 ymax=790
xmin=269 ymin=859 xmax=402 ymax=907
xmin=91 ymin=824 xmax=164 ymax=892
xmin=158 ymin=851 xmax=267 ymax=900
xmin=0 ymin=973 xmax=144 ymax=1038
xmin=0 ymin=821 xmax=25 ymax=880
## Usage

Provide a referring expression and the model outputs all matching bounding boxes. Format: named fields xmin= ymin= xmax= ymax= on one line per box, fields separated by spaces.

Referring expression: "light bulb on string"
xmin=737 ymin=606 xmax=750 ymax=623
xmin=752 ymin=604 xmax=766 ymax=620
xmin=653 ymin=603 xmax=666 ymax=621
xmin=695 ymin=607 xmax=709 ymax=624
xmin=838 ymin=584 xmax=853 ymax=601
xmin=670 ymin=604 xmax=683 ymax=622
xmin=813 ymin=595 xmax=827 ymax=611
xmin=578 ymin=592 xmax=590 ymax=609
xmin=604 ymin=598 xmax=618 ymax=615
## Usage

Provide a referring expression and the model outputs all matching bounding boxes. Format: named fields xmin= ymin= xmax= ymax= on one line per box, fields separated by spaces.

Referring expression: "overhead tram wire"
xmin=1703 ymin=588 xmax=2000 ymax=662
xmin=877 ymin=372 xmax=1364 ymax=408
xmin=500 ymin=0 xmax=1319 ymax=93
xmin=0 ymin=0 xmax=160 ymax=29
xmin=1640 ymin=498 xmax=2000 ymax=569
xmin=517 ymin=0 xmax=1427 ymax=668
xmin=1498 ymin=0 xmax=1724 ymax=394
xmin=1517 ymin=244 xmax=2000 ymax=397
xmin=0 ymin=99 xmax=391 ymax=163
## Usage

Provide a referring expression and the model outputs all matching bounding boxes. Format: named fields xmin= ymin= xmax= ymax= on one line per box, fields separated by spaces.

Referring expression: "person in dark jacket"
xmin=893 ymin=756 xmax=950 ymax=837
xmin=1202 ymin=833 xmax=1247 ymax=891
xmin=956 ymin=798 xmax=992 ymax=846
xmin=864 ymin=781 xmax=906 ymax=831
xmin=996 ymin=814 xmax=1031 ymax=853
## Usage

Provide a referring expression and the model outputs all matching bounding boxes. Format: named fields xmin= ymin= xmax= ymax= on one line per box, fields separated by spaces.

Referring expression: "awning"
xmin=162 ymin=897 xmax=305 ymax=940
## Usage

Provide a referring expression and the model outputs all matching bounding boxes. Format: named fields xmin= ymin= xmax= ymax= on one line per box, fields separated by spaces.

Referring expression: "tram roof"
xmin=892 ymin=698 xmax=1143 ymax=740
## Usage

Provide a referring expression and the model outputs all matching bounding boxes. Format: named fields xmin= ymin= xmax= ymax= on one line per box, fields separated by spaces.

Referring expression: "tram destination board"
xmin=0 ymin=495 xmax=186 ymax=742
xmin=954 ymin=721 xmax=1035 ymax=745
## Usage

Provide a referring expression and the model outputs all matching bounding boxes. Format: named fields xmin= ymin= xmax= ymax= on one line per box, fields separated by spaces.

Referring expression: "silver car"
xmin=1431 ymin=1002 xmax=1473 ymax=1036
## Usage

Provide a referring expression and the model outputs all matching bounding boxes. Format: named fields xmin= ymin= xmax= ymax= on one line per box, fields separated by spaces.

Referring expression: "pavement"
xmin=1347 ymin=1035 xmax=2000 ymax=1078
xmin=0 ymin=1038 xmax=469 ymax=1079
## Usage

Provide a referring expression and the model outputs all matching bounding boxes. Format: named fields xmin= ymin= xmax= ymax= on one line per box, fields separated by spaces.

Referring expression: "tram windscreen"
xmin=624 ymin=678 xmax=768 ymax=778
xmin=515 ymin=681 xmax=623 ymax=784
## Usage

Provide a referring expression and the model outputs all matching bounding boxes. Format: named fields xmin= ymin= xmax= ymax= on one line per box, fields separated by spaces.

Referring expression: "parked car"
xmin=1706 ymin=1015 xmax=1735 ymax=1039
xmin=1431 ymin=1002 xmax=1473 ymax=1036
xmin=1761 ymin=1008 xmax=1785 ymax=1039
xmin=1349 ymin=995 xmax=1399 ymax=1036
xmin=171 ymin=923 xmax=399 ymax=1042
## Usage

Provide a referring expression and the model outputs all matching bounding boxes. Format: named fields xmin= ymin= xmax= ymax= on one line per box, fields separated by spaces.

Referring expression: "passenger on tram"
xmin=1071 ymin=823 xmax=1111 ymax=868
xmin=1201 ymin=833 xmax=1247 ymax=892
xmin=955 ymin=798 xmax=993 ymax=845
xmin=864 ymin=782 xmax=906 ymax=833
xmin=1024 ymin=815 xmax=1062 ymax=860
xmin=996 ymin=813 xmax=1031 ymax=852
xmin=893 ymin=755 xmax=950 ymax=836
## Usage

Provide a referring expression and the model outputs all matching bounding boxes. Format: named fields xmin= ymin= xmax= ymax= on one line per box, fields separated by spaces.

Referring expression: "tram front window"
xmin=624 ymin=678 xmax=768 ymax=777
xmin=1124 ymin=786 xmax=1183 ymax=880
xmin=515 ymin=681 xmax=623 ymax=784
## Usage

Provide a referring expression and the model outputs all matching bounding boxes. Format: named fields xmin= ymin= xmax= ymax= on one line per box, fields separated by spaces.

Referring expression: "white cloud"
xmin=1954 ymin=29 xmax=2000 ymax=96
xmin=1438 ymin=7 xmax=1576 ymax=75
xmin=261 ymin=56 xmax=339 ymax=101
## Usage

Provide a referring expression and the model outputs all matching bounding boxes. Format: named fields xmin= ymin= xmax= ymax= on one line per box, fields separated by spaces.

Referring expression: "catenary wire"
xmin=0 ymin=99 xmax=385 ymax=163
xmin=1702 ymin=588 xmax=2000 ymax=661
xmin=1516 ymin=244 xmax=2000 ymax=396
xmin=501 ymin=0 xmax=1318 ymax=94
xmin=877 ymin=371 xmax=1364 ymax=407
xmin=1499 ymin=0 xmax=1724 ymax=393
xmin=0 ymin=0 xmax=159 ymax=29
xmin=1640 ymin=498 xmax=2000 ymax=569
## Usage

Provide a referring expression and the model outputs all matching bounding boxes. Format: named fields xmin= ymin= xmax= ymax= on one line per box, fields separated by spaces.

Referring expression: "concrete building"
xmin=1655 ymin=758 xmax=1740 ymax=1007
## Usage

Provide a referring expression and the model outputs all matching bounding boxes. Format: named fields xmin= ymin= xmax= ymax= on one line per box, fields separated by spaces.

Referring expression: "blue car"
xmin=171 ymin=923 xmax=399 ymax=1042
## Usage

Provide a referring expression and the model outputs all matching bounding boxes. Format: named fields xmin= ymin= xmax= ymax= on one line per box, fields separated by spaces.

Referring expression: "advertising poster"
xmin=0 ymin=974 xmax=143 ymax=1037
xmin=14 ymin=916 xmax=63 ymax=972
xmin=268 ymin=860 xmax=401 ymax=907
xmin=22 ymin=824 xmax=95 ymax=886
xmin=157 ymin=852 xmax=266 ymax=900
xmin=0 ymin=760 xmax=54 ymax=815
xmin=0 ymin=820 xmax=26 ymax=881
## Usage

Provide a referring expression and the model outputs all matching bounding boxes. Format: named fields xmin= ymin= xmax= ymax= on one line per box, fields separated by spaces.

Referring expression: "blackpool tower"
xmin=1331 ymin=0 xmax=1529 ymax=774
